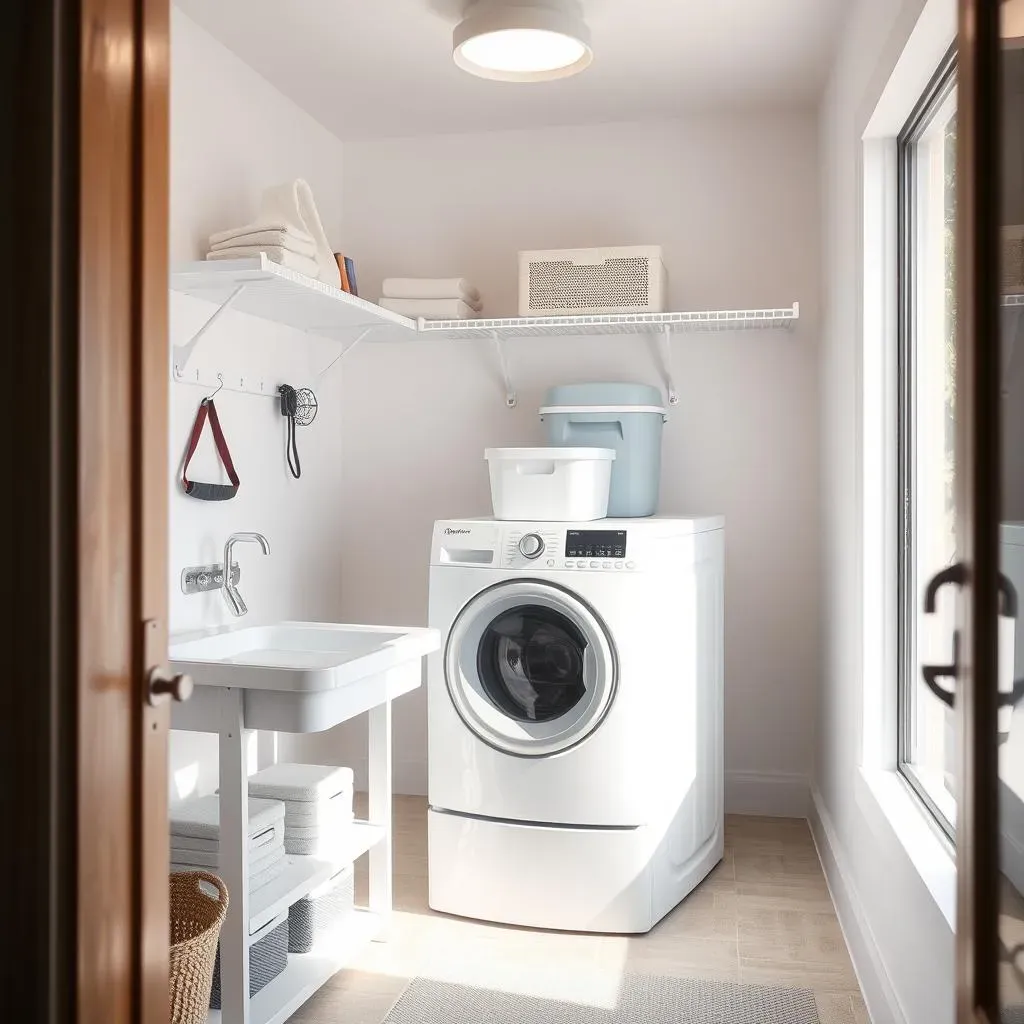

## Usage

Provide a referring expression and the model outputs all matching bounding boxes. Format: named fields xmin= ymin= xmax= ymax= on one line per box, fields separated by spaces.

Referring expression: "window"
xmin=897 ymin=50 xmax=958 ymax=836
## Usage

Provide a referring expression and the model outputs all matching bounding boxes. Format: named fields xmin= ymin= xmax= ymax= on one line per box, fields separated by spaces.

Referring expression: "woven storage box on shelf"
xmin=169 ymin=871 xmax=229 ymax=1024
xmin=210 ymin=912 xmax=289 ymax=1009
xmin=518 ymin=246 xmax=667 ymax=317
xmin=288 ymin=863 xmax=355 ymax=953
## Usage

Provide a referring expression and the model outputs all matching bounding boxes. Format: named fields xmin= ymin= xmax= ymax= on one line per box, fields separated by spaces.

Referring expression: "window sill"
xmin=855 ymin=767 xmax=956 ymax=929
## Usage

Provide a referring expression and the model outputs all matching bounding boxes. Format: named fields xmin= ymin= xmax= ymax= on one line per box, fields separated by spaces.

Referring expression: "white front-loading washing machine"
xmin=427 ymin=516 xmax=725 ymax=933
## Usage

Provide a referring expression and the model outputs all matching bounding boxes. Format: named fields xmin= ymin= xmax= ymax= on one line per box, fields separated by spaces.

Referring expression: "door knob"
xmin=148 ymin=667 xmax=194 ymax=706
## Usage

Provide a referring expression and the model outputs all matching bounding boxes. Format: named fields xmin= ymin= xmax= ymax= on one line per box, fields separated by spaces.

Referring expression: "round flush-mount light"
xmin=453 ymin=0 xmax=593 ymax=82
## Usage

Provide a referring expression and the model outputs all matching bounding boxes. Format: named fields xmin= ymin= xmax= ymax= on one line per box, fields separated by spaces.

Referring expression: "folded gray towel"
xmin=169 ymin=795 xmax=285 ymax=841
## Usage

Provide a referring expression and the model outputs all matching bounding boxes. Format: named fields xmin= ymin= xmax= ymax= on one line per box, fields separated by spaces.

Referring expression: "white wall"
xmin=815 ymin=2 xmax=956 ymax=1022
xmin=168 ymin=7 xmax=352 ymax=803
xmin=319 ymin=117 xmax=823 ymax=807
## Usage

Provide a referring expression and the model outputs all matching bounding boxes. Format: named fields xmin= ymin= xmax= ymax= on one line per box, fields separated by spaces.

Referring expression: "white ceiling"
xmin=174 ymin=0 xmax=847 ymax=140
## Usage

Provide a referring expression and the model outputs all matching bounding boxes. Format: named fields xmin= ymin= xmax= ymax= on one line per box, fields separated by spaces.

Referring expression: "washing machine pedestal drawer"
xmin=427 ymin=807 xmax=721 ymax=934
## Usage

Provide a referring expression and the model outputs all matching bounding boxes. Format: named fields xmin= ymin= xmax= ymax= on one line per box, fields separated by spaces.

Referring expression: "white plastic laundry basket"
xmin=485 ymin=448 xmax=616 ymax=522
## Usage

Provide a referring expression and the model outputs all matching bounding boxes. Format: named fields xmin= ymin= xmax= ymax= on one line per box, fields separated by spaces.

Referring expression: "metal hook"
xmin=205 ymin=373 xmax=224 ymax=401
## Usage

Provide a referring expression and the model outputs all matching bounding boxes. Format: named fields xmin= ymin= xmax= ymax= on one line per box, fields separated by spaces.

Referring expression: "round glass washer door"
xmin=445 ymin=580 xmax=617 ymax=757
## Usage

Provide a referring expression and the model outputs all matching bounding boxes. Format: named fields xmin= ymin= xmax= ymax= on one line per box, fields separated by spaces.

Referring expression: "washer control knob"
xmin=518 ymin=533 xmax=545 ymax=559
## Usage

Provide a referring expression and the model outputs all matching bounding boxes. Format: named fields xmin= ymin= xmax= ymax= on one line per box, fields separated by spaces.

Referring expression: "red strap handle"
xmin=181 ymin=399 xmax=240 ymax=501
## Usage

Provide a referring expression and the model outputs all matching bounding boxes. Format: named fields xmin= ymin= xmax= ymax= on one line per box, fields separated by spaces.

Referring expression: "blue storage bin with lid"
xmin=540 ymin=383 xmax=666 ymax=517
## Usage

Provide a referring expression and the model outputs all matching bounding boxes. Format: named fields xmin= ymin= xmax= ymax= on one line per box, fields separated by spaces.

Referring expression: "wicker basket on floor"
xmin=169 ymin=870 xmax=229 ymax=1024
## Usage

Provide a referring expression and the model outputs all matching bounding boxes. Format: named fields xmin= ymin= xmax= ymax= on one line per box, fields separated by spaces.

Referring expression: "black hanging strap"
xmin=279 ymin=384 xmax=302 ymax=479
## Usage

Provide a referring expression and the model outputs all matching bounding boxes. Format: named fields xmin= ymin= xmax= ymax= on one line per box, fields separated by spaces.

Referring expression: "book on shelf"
xmin=344 ymin=257 xmax=358 ymax=297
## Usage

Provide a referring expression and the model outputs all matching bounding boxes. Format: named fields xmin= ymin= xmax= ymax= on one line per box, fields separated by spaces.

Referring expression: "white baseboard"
xmin=725 ymin=770 xmax=810 ymax=817
xmin=810 ymin=787 xmax=905 ymax=1024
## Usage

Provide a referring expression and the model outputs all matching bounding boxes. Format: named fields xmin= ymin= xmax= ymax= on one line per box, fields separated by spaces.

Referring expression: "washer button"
xmin=626 ymin=561 xmax=637 ymax=570
xmin=589 ymin=560 xmax=599 ymax=568
xmin=602 ymin=561 xmax=612 ymax=569
xmin=576 ymin=560 xmax=586 ymax=568
xmin=564 ymin=560 xmax=573 ymax=568
xmin=546 ymin=559 xmax=555 ymax=567
xmin=614 ymin=561 xmax=624 ymax=569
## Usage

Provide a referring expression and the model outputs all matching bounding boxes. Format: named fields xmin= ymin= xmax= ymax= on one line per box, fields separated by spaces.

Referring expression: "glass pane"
xmin=477 ymin=606 xmax=588 ymax=722
xmin=1000 ymin=18 xmax=1024 ymax=1017
xmin=900 ymin=73 xmax=959 ymax=832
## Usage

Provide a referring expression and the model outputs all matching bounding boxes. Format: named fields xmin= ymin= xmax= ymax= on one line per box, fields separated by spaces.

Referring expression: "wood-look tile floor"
xmin=290 ymin=798 xmax=868 ymax=1024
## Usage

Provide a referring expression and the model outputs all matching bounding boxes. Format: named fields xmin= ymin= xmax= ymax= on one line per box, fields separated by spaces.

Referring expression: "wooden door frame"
xmin=956 ymin=0 xmax=1003 ymax=1020
xmin=4 ymin=0 xmax=171 ymax=1021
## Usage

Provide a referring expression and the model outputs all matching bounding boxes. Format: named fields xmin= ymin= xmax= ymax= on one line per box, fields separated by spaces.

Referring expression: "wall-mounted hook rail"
xmin=173 ymin=282 xmax=248 ymax=378
xmin=491 ymin=331 xmax=517 ymax=408
xmin=179 ymin=370 xmax=277 ymax=399
xmin=656 ymin=326 xmax=679 ymax=406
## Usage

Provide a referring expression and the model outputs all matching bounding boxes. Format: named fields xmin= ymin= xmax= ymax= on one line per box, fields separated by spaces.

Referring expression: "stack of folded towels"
xmin=206 ymin=222 xmax=320 ymax=279
xmin=204 ymin=179 xmax=342 ymax=288
xmin=170 ymin=795 xmax=287 ymax=893
xmin=378 ymin=277 xmax=483 ymax=320
xmin=250 ymin=764 xmax=354 ymax=859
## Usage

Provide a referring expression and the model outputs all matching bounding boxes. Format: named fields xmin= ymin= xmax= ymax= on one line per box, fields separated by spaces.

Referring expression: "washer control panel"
xmin=502 ymin=527 xmax=638 ymax=572
xmin=564 ymin=529 xmax=627 ymax=559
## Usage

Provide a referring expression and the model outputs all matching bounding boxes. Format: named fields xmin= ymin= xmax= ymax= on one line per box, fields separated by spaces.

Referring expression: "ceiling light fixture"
xmin=453 ymin=0 xmax=593 ymax=83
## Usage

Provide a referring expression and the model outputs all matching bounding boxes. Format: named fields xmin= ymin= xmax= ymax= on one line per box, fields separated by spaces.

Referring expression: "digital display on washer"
xmin=565 ymin=530 xmax=627 ymax=559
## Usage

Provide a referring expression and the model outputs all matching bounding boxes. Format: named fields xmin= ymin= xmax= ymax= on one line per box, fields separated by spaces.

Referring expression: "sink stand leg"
xmin=219 ymin=687 xmax=251 ymax=1023
xmin=368 ymin=699 xmax=393 ymax=939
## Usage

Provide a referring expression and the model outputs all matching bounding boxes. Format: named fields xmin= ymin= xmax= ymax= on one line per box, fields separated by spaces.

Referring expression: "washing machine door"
xmin=445 ymin=580 xmax=617 ymax=757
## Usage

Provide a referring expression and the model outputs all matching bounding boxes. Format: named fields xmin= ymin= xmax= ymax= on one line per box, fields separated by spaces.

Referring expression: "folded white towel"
xmin=205 ymin=246 xmax=320 ymax=278
xmin=171 ymin=823 xmax=279 ymax=855
xmin=285 ymin=830 xmax=353 ymax=858
xmin=284 ymin=813 xmax=354 ymax=842
xmin=209 ymin=220 xmax=310 ymax=246
xmin=170 ymin=836 xmax=285 ymax=873
xmin=283 ymin=799 xmax=352 ymax=829
xmin=209 ymin=228 xmax=316 ymax=258
xmin=170 ymin=858 xmax=286 ymax=894
xmin=170 ymin=795 xmax=284 ymax=842
xmin=383 ymin=277 xmax=481 ymax=304
xmin=249 ymin=764 xmax=354 ymax=804
xmin=378 ymin=297 xmax=480 ymax=320
xmin=259 ymin=179 xmax=341 ymax=288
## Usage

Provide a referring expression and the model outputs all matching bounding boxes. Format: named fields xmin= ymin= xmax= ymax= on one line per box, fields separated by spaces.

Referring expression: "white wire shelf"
xmin=170 ymin=256 xmax=417 ymax=392
xmin=169 ymin=256 xmax=800 ymax=406
xmin=416 ymin=303 xmax=800 ymax=340
xmin=1006 ymin=293 xmax=1024 ymax=308
xmin=172 ymin=256 xmax=417 ymax=338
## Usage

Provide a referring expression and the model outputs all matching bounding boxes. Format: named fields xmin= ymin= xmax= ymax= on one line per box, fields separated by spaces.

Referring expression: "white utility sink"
xmin=169 ymin=621 xmax=440 ymax=733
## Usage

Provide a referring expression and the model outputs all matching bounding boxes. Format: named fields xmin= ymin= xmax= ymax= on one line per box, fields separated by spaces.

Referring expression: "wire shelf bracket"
xmin=656 ymin=326 xmax=680 ymax=407
xmin=172 ymin=282 xmax=248 ymax=380
xmin=318 ymin=326 xmax=375 ymax=380
xmin=491 ymin=331 xmax=517 ymax=408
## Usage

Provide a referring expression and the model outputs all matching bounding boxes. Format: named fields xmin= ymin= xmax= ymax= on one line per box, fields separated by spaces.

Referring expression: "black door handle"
xmin=922 ymin=629 xmax=959 ymax=707
xmin=920 ymin=564 xmax=1024 ymax=709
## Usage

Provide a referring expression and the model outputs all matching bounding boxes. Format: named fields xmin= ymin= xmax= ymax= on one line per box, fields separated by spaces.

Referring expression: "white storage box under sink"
xmin=485 ymin=447 xmax=615 ymax=522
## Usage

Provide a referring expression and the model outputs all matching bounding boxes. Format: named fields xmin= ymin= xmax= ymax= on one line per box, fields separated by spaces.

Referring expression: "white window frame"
xmin=858 ymin=0 xmax=957 ymax=926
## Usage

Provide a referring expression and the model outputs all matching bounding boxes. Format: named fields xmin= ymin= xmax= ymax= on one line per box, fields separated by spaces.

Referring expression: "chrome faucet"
xmin=222 ymin=532 xmax=271 ymax=617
